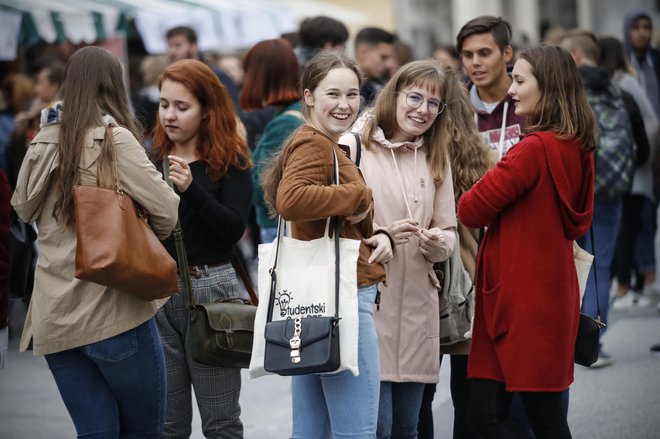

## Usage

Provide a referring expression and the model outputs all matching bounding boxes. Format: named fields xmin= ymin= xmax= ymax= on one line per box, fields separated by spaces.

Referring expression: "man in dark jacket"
xmin=562 ymin=31 xmax=638 ymax=368
xmin=456 ymin=16 xmax=526 ymax=158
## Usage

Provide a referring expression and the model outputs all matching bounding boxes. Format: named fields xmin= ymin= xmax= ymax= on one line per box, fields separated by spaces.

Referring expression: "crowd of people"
xmin=1 ymin=7 xmax=660 ymax=439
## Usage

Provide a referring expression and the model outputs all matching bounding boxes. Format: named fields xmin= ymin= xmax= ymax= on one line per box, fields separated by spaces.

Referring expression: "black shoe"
xmin=651 ymin=343 xmax=660 ymax=358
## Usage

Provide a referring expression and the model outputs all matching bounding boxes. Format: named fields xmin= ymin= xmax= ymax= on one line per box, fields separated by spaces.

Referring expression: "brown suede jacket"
xmin=276 ymin=125 xmax=386 ymax=287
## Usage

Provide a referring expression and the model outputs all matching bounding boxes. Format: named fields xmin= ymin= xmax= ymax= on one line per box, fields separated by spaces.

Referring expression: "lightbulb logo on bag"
xmin=274 ymin=290 xmax=326 ymax=318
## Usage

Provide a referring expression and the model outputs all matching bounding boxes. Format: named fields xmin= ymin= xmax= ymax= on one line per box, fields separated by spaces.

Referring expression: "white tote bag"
xmin=573 ymin=241 xmax=594 ymax=304
xmin=249 ymin=152 xmax=360 ymax=379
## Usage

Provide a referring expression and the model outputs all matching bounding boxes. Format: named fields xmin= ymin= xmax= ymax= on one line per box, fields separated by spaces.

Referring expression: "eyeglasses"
xmin=400 ymin=91 xmax=446 ymax=115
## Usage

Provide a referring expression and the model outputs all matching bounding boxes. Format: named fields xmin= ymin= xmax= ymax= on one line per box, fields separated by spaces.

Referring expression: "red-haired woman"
xmin=153 ymin=59 xmax=252 ymax=438
xmin=241 ymin=38 xmax=303 ymax=242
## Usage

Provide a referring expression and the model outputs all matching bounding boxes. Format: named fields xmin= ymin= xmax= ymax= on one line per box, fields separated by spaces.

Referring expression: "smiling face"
xmin=304 ymin=67 xmax=360 ymax=140
xmin=159 ymin=79 xmax=204 ymax=149
xmin=461 ymin=32 xmax=512 ymax=93
xmin=391 ymin=85 xmax=442 ymax=142
xmin=508 ymin=58 xmax=541 ymax=116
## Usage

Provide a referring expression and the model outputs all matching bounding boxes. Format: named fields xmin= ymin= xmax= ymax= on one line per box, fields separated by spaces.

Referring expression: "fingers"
xmin=363 ymin=235 xmax=393 ymax=264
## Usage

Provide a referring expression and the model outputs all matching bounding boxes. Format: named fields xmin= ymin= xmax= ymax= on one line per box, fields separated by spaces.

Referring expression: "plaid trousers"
xmin=156 ymin=263 xmax=244 ymax=438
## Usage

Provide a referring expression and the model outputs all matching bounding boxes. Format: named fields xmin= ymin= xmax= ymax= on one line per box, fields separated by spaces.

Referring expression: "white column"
xmin=510 ymin=0 xmax=540 ymax=44
xmin=576 ymin=0 xmax=594 ymax=32
xmin=451 ymin=0 xmax=504 ymax=40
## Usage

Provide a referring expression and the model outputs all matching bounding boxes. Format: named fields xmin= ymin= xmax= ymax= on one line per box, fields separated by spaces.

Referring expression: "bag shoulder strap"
xmin=231 ymin=249 xmax=258 ymax=305
xmin=352 ymin=132 xmax=362 ymax=167
xmin=266 ymin=149 xmax=341 ymax=322
xmin=162 ymin=158 xmax=194 ymax=308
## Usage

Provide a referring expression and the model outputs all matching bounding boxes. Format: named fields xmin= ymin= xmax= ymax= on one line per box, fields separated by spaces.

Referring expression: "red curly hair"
xmin=153 ymin=59 xmax=250 ymax=179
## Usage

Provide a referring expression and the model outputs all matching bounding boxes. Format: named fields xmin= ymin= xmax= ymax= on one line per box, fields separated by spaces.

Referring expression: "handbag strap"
xmin=100 ymin=123 xmax=122 ymax=192
xmin=588 ymin=225 xmax=605 ymax=327
xmin=162 ymin=157 xmax=195 ymax=308
xmin=266 ymin=148 xmax=341 ymax=323
xmin=231 ymin=250 xmax=259 ymax=306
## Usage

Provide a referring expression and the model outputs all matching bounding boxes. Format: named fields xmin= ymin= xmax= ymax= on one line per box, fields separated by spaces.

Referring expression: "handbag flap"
xmin=197 ymin=302 xmax=256 ymax=332
xmin=264 ymin=317 xmax=335 ymax=349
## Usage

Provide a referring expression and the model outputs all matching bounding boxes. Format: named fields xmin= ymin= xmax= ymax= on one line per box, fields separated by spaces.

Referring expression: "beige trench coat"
xmin=11 ymin=121 xmax=179 ymax=355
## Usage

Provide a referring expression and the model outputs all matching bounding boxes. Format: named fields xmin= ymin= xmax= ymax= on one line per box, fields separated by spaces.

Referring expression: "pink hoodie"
xmin=339 ymin=112 xmax=457 ymax=382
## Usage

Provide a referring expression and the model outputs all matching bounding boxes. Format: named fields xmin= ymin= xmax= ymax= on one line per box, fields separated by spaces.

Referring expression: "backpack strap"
xmin=352 ymin=132 xmax=362 ymax=167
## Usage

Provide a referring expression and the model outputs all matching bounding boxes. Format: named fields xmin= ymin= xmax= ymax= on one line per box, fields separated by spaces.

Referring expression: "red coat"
xmin=458 ymin=131 xmax=594 ymax=392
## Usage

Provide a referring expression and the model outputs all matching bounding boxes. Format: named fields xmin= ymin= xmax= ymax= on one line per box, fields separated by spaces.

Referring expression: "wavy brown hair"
xmin=152 ymin=59 xmax=250 ymax=179
xmin=53 ymin=46 xmax=141 ymax=226
xmin=363 ymin=59 xmax=481 ymax=184
xmin=518 ymin=45 xmax=597 ymax=151
xmin=261 ymin=51 xmax=361 ymax=213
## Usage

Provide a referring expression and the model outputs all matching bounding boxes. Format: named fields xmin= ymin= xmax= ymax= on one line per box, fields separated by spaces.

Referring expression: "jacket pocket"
xmin=82 ymin=329 xmax=138 ymax=362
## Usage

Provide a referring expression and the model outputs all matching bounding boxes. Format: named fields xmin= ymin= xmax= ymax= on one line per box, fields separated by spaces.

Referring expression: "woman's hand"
xmin=167 ymin=155 xmax=193 ymax=192
xmin=346 ymin=201 xmax=372 ymax=224
xmin=362 ymin=233 xmax=393 ymax=264
xmin=387 ymin=218 xmax=419 ymax=245
xmin=415 ymin=228 xmax=445 ymax=257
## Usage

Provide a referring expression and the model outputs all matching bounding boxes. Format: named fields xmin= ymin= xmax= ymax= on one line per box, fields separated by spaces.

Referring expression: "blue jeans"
xmin=635 ymin=196 xmax=656 ymax=274
xmin=579 ymin=199 xmax=622 ymax=332
xmin=260 ymin=227 xmax=278 ymax=244
xmin=291 ymin=284 xmax=380 ymax=439
xmin=45 ymin=318 xmax=166 ymax=438
xmin=377 ymin=381 xmax=425 ymax=439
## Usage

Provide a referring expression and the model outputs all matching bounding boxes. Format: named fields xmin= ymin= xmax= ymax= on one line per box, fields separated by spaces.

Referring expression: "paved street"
xmin=1 ymin=294 xmax=659 ymax=438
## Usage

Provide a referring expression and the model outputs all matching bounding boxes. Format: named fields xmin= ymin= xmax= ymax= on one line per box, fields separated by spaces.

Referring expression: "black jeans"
xmin=468 ymin=379 xmax=571 ymax=439
xmin=418 ymin=355 xmax=476 ymax=439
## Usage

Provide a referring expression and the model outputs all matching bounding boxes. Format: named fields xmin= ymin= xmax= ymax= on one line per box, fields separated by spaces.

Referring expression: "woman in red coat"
xmin=458 ymin=45 xmax=596 ymax=438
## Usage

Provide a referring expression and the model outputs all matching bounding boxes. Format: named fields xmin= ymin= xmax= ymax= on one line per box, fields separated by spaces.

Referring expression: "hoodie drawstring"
xmin=413 ymin=146 xmax=419 ymax=203
xmin=497 ymin=101 xmax=509 ymax=159
xmin=390 ymin=149 xmax=414 ymax=219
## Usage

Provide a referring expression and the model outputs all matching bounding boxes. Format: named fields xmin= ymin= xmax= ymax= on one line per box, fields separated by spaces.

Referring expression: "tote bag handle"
xmin=266 ymin=149 xmax=341 ymax=323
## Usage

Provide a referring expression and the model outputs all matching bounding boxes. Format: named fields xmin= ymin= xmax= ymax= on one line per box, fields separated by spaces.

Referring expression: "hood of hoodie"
xmin=536 ymin=132 xmax=594 ymax=239
xmin=578 ymin=65 xmax=613 ymax=94
xmin=352 ymin=111 xmax=425 ymax=151
xmin=623 ymin=9 xmax=652 ymax=58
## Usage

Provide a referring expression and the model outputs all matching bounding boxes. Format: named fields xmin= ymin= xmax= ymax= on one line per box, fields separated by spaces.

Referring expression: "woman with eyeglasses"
xmin=339 ymin=59 xmax=460 ymax=438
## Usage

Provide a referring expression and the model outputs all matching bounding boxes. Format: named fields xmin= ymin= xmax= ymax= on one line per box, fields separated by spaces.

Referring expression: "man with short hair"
xmin=354 ymin=27 xmax=396 ymax=109
xmin=561 ymin=30 xmax=637 ymax=368
xmin=295 ymin=16 xmax=349 ymax=70
xmin=165 ymin=25 xmax=240 ymax=109
xmin=457 ymin=16 xmax=525 ymax=158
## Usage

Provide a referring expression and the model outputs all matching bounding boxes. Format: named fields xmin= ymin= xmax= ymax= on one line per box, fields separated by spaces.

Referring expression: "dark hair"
xmin=53 ymin=46 xmax=140 ymax=226
xmin=153 ymin=59 xmax=250 ymax=179
xmin=355 ymin=27 xmax=395 ymax=48
xmin=598 ymin=37 xmax=631 ymax=79
xmin=517 ymin=45 xmax=596 ymax=151
xmin=166 ymin=26 xmax=197 ymax=44
xmin=240 ymin=39 xmax=301 ymax=110
xmin=32 ymin=57 xmax=65 ymax=86
xmin=456 ymin=16 xmax=512 ymax=53
xmin=299 ymin=16 xmax=349 ymax=49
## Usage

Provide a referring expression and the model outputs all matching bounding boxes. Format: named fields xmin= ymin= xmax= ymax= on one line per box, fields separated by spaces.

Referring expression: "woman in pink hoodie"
xmin=340 ymin=59 xmax=479 ymax=438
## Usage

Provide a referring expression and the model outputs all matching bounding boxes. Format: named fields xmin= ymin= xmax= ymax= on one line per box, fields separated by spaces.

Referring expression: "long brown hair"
xmin=152 ymin=59 xmax=250 ymax=179
xmin=261 ymin=51 xmax=361 ymax=213
xmin=519 ymin=45 xmax=597 ymax=151
xmin=53 ymin=46 xmax=141 ymax=226
xmin=363 ymin=59 xmax=472 ymax=183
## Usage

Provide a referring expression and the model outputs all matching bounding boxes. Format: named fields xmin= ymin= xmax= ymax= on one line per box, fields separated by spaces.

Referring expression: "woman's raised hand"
xmin=167 ymin=155 xmax=193 ymax=192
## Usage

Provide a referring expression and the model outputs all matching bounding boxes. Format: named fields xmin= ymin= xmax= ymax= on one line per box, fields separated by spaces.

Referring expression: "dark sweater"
xmin=160 ymin=161 xmax=252 ymax=266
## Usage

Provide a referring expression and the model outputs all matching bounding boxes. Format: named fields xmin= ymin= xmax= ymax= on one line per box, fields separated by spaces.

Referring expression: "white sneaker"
xmin=591 ymin=352 xmax=613 ymax=368
xmin=611 ymin=292 xmax=652 ymax=310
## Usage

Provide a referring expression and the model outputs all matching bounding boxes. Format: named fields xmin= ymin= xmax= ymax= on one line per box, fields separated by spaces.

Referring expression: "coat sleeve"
xmin=425 ymin=165 xmax=457 ymax=262
xmin=276 ymin=140 xmax=371 ymax=221
xmin=113 ymin=127 xmax=179 ymax=239
xmin=458 ymin=137 xmax=542 ymax=228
